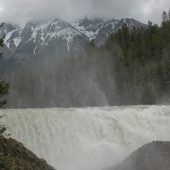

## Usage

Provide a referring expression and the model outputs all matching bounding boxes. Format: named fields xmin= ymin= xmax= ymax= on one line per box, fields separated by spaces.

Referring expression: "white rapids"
xmin=0 ymin=105 xmax=170 ymax=170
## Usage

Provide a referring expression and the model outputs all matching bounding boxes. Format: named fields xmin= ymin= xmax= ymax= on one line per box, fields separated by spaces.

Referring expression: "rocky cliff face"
xmin=108 ymin=141 xmax=170 ymax=170
xmin=0 ymin=137 xmax=56 ymax=170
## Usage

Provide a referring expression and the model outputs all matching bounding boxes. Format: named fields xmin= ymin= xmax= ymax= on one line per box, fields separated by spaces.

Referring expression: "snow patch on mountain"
xmin=72 ymin=23 xmax=95 ymax=39
xmin=4 ymin=30 xmax=16 ymax=48
xmin=4 ymin=29 xmax=22 ymax=49
xmin=73 ymin=17 xmax=107 ymax=40
xmin=13 ymin=37 xmax=21 ymax=47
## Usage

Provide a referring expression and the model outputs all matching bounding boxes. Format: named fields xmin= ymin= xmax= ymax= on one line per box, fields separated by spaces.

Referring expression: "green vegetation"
xmin=0 ymin=24 xmax=9 ymax=136
xmin=86 ymin=10 xmax=170 ymax=105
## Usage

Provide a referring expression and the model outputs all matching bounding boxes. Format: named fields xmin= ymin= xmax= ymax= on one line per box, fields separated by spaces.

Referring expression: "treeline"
xmin=90 ymin=10 xmax=170 ymax=104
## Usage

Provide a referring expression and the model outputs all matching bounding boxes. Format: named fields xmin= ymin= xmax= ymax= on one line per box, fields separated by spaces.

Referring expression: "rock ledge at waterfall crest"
xmin=0 ymin=137 xmax=56 ymax=170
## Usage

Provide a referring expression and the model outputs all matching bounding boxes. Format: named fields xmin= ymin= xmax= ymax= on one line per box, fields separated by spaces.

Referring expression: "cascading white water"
xmin=0 ymin=105 xmax=170 ymax=170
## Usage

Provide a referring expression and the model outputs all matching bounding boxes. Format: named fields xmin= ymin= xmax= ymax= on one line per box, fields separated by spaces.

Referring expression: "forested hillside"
xmin=88 ymin=11 xmax=170 ymax=105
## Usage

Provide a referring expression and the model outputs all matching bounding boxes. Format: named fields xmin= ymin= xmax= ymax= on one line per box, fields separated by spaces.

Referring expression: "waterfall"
xmin=1 ymin=105 xmax=170 ymax=170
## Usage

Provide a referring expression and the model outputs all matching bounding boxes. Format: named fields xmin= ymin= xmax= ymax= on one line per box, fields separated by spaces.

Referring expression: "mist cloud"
xmin=0 ymin=0 xmax=170 ymax=25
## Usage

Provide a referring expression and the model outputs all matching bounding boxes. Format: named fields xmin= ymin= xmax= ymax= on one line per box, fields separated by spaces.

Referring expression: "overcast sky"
xmin=0 ymin=0 xmax=169 ymax=25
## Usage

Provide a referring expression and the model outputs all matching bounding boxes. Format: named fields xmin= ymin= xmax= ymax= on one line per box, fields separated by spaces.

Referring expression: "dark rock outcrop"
xmin=0 ymin=137 xmax=56 ymax=170
xmin=109 ymin=141 xmax=170 ymax=170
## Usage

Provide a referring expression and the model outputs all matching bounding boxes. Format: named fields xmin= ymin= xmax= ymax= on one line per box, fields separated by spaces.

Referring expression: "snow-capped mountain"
xmin=1 ymin=17 xmax=146 ymax=60
xmin=73 ymin=17 xmax=146 ymax=45
xmin=1 ymin=18 xmax=88 ymax=60
xmin=17 ymin=19 xmax=87 ymax=52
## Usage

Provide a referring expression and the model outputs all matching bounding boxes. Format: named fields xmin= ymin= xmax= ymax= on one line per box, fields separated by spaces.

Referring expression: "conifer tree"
xmin=0 ymin=24 xmax=9 ymax=107
xmin=162 ymin=11 xmax=168 ymax=23
xmin=0 ymin=23 xmax=9 ymax=136
xmin=168 ymin=9 xmax=170 ymax=20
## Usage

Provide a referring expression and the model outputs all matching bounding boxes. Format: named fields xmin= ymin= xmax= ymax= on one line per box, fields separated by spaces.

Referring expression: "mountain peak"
xmin=3 ymin=18 xmax=88 ymax=53
xmin=73 ymin=17 xmax=146 ymax=44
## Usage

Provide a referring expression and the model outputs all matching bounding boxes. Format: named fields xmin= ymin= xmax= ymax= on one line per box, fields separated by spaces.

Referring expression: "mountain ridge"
xmin=1 ymin=17 xmax=146 ymax=57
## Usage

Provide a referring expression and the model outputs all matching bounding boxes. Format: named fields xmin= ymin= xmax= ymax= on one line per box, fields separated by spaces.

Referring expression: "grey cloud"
xmin=0 ymin=0 xmax=170 ymax=25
